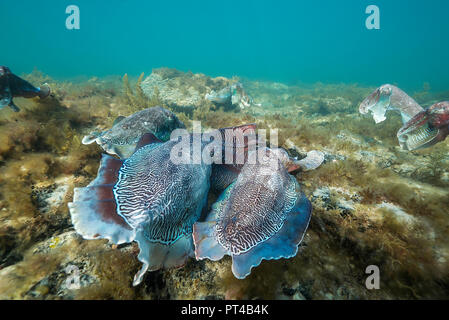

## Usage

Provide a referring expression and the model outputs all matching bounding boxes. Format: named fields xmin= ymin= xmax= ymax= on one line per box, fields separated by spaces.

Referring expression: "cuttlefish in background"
xmin=205 ymin=82 xmax=260 ymax=110
xmin=397 ymin=101 xmax=449 ymax=150
xmin=82 ymin=106 xmax=185 ymax=158
xmin=0 ymin=66 xmax=50 ymax=112
xmin=359 ymin=84 xmax=449 ymax=150
xmin=193 ymin=147 xmax=312 ymax=279
xmin=69 ymin=124 xmax=257 ymax=286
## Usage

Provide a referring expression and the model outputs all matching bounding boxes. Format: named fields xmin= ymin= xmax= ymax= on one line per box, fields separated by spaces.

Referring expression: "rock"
xmin=312 ymin=187 xmax=357 ymax=218
xmin=31 ymin=176 xmax=71 ymax=215
xmin=377 ymin=202 xmax=417 ymax=225
xmin=140 ymin=68 xmax=232 ymax=112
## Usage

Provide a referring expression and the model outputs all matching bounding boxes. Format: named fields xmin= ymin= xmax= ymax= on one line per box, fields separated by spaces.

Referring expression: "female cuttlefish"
xmin=193 ymin=147 xmax=312 ymax=279
xmin=359 ymin=84 xmax=449 ymax=150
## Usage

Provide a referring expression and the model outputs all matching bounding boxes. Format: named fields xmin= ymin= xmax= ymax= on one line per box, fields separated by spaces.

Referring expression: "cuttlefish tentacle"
xmin=397 ymin=101 xmax=449 ymax=150
xmin=360 ymin=84 xmax=449 ymax=150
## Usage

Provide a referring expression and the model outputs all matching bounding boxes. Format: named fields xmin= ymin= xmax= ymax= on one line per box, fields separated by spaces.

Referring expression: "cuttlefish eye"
xmin=428 ymin=102 xmax=449 ymax=127
xmin=380 ymin=86 xmax=392 ymax=96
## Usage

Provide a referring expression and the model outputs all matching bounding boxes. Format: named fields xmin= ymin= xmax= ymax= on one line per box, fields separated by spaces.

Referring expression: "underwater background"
xmin=0 ymin=0 xmax=449 ymax=299
xmin=2 ymin=0 xmax=449 ymax=90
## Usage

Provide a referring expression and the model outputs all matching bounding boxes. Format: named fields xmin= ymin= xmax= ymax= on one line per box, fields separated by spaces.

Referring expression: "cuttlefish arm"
xmin=397 ymin=101 xmax=449 ymax=150
xmin=282 ymin=150 xmax=325 ymax=173
xmin=359 ymin=84 xmax=423 ymax=124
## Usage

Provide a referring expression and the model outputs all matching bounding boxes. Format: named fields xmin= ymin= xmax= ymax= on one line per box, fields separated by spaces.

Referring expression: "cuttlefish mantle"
xmin=359 ymin=84 xmax=423 ymax=124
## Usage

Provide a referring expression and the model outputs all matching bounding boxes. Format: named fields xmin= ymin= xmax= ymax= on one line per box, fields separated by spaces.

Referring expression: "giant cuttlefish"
xmin=397 ymin=101 xmax=449 ymax=150
xmin=0 ymin=66 xmax=50 ymax=112
xmin=69 ymin=123 xmax=257 ymax=285
xmin=359 ymin=84 xmax=449 ymax=150
xmin=210 ymin=147 xmax=324 ymax=194
xmin=82 ymin=106 xmax=185 ymax=158
xmin=193 ymin=147 xmax=312 ymax=279
xmin=205 ymin=82 xmax=260 ymax=110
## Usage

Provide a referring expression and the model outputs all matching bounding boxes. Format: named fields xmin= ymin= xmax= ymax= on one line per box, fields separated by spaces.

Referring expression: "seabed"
xmin=0 ymin=68 xmax=448 ymax=299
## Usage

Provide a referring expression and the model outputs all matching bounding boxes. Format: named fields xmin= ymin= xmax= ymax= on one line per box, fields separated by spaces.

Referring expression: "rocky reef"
xmin=0 ymin=68 xmax=448 ymax=300
xmin=139 ymin=68 xmax=235 ymax=114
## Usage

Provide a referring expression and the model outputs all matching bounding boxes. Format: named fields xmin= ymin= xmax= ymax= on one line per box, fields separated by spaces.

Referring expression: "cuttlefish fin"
xmin=68 ymin=154 xmax=135 ymax=245
xmin=133 ymin=232 xmax=194 ymax=286
xmin=192 ymin=221 xmax=227 ymax=262
xmin=193 ymin=183 xmax=233 ymax=261
xmin=112 ymin=115 xmax=126 ymax=126
xmin=231 ymin=192 xmax=311 ymax=279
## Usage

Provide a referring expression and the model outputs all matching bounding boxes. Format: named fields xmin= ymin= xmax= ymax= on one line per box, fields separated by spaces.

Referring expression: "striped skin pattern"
xmin=214 ymin=148 xmax=298 ymax=255
xmin=70 ymin=123 xmax=259 ymax=285
xmin=114 ymin=139 xmax=210 ymax=245
xmin=209 ymin=123 xmax=258 ymax=193
xmin=69 ymin=135 xmax=212 ymax=286
xmin=193 ymin=147 xmax=312 ymax=279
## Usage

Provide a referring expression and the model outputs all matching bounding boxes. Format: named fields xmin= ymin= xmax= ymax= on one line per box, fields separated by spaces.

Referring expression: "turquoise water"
xmin=1 ymin=0 xmax=449 ymax=91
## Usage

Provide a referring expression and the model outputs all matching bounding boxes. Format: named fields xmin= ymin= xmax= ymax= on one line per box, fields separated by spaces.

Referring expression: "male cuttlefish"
xmin=359 ymin=84 xmax=449 ymax=150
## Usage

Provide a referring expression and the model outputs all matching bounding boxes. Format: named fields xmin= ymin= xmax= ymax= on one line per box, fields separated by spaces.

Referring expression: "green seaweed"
xmin=0 ymin=68 xmax=448 ymax=300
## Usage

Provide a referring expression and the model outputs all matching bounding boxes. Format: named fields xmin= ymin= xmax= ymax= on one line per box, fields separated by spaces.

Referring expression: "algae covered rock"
xmin=140 ymin=68 xmax=233 ymax=112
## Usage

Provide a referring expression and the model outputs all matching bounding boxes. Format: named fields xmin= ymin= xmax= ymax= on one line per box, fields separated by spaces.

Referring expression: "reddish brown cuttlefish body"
xmin=397 ymin=101 xmax=449 ymax=151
